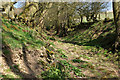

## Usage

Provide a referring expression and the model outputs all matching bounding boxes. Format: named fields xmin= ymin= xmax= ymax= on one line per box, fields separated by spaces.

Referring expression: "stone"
xmin=40 ymin=53 xmax=44 ymax=57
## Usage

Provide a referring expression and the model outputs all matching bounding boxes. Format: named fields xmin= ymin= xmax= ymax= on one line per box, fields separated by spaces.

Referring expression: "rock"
xmin=46 ymin=58 xmax=51 ymax=63
xmin=70 ymin=52 xmax=74 ymax=55
xmin=75 ymin=54 xmax=79 ymax=57
xmin=37 ymin=59 xmax=46 ymax=66
xmin=40 ymin=53 xmax=44 ymax=57
xmin=50 ymin=45 xmax=53 ymax=47
xmin=41 ymin=46 xmax=46 ymax=50
xmin=52 ymin=55 xmax=55 ymax=59
xmin=50 ymin=59 xmax=54 ymax=63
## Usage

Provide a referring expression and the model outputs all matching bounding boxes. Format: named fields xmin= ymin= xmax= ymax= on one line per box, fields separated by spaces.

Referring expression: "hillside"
xmin=0 ymin=16 xmax=119 ymax=79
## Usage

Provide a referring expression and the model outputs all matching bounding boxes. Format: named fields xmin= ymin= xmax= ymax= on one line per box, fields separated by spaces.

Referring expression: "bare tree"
xmin=76 ymin=2 xmax=108 ymax=22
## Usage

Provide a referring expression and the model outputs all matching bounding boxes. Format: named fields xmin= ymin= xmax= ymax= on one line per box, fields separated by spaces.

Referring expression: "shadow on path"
xmin=62 ymin=33 xmax=117 ymax=52
xmin=2 ymin=41 xmax=38 ymax=80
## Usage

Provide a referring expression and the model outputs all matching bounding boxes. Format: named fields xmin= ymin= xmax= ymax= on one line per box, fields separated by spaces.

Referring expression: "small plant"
xmin=5 ymin=69 xmax=11 ymax=72
xmin=50 ymin=37 xmax=55 ymax=40
xmin=57 ymin=49 xmax=63 ymax=53
xmin=41 ymin=62 xmax=69 ymax=80
xmin=84 ymin=46 xmax=92 ymax=50
xmin=80 ymin=64 xmax=88 ymax=68
xmin=60 ymin=54 xmax=67 ymax=58
xmin=71 ymin=66 xmax=84 ymax=76
xmin=49 ymin=42 xmax=55 ymax=47
xmin=2 ymin=49 xmax=11 ymax=55
xmin=13 ymin=64 xmax=19 ymax=70
xmin=0 ymin=74 xmax=18 ymax=80
xmin=59 ymin=60 xmax=85 ymax=77
xmin=79 ymin=54 xmax=90 ymax=60
xmin=46 ymin=49 xmax=54 ymax=55
xmin=97 ymin=52 xmax=101 ymax=56
xmin=57 ymin=49 xmax=68 ymax=59
xmin=72 ymin=59 xmax=86 ymax=63
xmin=37 ymin=60 xmax=46 ymax=66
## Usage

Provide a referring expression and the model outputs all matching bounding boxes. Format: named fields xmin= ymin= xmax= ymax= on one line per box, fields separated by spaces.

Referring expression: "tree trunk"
xmin=56 ymin=21 xmax=60 ymax=35
xmin=99 ymin=14 xmax=100 ymax=20
xmin=105 ymin=11 xmax=107 ymax=18
xmin=67 ymin=17 xmax=70 ymax=28
xmin=55 ymin=7 xmax=60 ymax=35
xmin=113 ymin=0 xmax=120 ymax=51
xmin=80 ymin=16 xmax=83 ymax=24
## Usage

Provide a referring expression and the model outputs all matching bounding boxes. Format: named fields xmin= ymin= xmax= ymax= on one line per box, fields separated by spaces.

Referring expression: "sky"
xmin=108 ymin=1 xmax=113 ymax=11
xmin=11 ymin=0 xmax=25 ymax=8
xmin=11 ymin=0 xmax=113 ymax=11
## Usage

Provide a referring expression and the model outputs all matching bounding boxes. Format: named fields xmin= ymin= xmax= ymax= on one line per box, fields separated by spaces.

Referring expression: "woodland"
xmin=0 ymin=0 xmax=120 ymax=79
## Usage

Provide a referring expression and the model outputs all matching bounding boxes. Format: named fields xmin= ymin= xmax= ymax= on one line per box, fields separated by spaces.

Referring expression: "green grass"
xmin=64 ymin=21 xmax=115 ymax=50
xmin=59 ymin=60 xmax=85 ymax=77
xmin=57 ymin=49 xmax=63 ymax=53
xmin=1 ymin=17 xmax=45 ymax=50
xmin=72 ymin=59 xmax=87 ymax=63
xmin=56 ymin=49 xmax=68 ymax=59
xmin=41 ymin=62 xmax=69 ymax=79
xmin=5 ymin=69 xmax=11 ymax=72
xmin=80 ymin=64 xmax=88 ymax=68
xmin=60 ymin=53 xmax=68 ymax=59
xmin=49 ymin=42 xmax=55 ymax=47
xmin=0 ymin=74 xmax=20 ymax=80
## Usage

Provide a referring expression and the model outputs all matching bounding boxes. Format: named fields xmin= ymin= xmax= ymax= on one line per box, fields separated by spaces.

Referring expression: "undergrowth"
xmin=64 ymin=21 xmax=115 ymax=50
